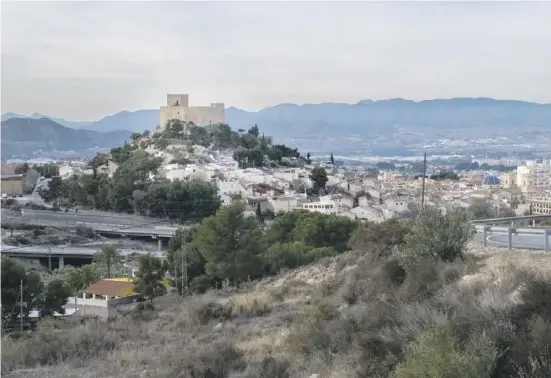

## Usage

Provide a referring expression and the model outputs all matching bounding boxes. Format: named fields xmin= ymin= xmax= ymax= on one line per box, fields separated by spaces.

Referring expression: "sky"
xmin=1 ymin=1 xmax=551 ymax=121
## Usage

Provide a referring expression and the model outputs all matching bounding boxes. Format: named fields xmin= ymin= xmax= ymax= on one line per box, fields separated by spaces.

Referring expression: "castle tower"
xmin=159 ymin=94 xmax=225 ymax=130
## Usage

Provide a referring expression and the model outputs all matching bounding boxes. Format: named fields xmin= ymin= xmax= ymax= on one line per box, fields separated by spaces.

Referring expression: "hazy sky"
xmin=2 ymin=1 xmax=550 ymax=121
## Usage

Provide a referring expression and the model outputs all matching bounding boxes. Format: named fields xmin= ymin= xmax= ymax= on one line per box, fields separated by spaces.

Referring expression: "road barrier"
xmin=472 ymin=224 xmax=551 ymax=252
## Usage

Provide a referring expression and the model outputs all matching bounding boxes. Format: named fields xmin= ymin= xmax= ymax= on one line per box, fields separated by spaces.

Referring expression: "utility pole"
xmin=19 ymin=279 xmax=23 ymax=331
xmin=47 ymin=245 xmax=52 ymax=271
xmin=180 ymin=234 xmax=188 ymax=297
xmin=421 ymin=152 xmax=427 ymax=209
xmin=174 ymin=257 xmax=178 ymax=297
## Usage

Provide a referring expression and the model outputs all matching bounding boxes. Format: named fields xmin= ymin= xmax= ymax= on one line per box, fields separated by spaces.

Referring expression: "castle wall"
xmin=160 ymin=100 xmax=225 ymax=129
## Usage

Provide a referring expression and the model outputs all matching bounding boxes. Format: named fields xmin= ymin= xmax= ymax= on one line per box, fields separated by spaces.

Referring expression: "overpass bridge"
xmin=0 ymin=243 xmax=162 ymax=270
xmin=4 ymin=209 xmax=183 ymax=240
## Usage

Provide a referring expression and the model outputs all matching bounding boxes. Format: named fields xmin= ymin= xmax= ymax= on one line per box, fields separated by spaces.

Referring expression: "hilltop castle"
xmin=159 ymin=94 xmax=225 ymax=129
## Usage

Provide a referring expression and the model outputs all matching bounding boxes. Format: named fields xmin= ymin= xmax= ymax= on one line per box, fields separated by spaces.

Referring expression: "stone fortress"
xmin=159 ymin=94 xmax=225 ymax=129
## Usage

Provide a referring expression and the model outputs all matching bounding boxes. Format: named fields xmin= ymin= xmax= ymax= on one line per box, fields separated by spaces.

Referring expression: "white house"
xmin=298 ymin=201 xmax=338 ymax=215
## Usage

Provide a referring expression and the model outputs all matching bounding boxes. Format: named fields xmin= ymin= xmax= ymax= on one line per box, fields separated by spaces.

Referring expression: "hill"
xmin=3 ymin=236 xmax=551 ymax=378
xmin=1 ymin=118 xmax=131 ymax=160
xmin=0 ymin=112 xmax=92 ymax=129
xmin=4 ymin=98 xmax=550 ymax=156
xmin=227 ymin=97 xmax=551 ymax=139
xmin=1 ymin=110 xmax=158 ymax=134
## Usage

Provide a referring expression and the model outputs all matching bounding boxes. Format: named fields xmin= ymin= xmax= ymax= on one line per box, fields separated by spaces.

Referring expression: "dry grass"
xmin=231 ymin=291 xmax=274 ymax=317
xmin=3 ymin=239 xmax=551 ymax=378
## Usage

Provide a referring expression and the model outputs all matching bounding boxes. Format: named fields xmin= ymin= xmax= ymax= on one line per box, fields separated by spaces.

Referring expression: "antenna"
xmin=421 ymin=152 xmax=427 ymax=209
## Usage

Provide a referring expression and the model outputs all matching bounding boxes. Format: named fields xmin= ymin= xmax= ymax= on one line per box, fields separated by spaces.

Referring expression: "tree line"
xmin=39 ymin=148 xmax=221 ymax=221
xmin=1 ymin=257 xmax=71 ymax=328
xmin=165 ymin=202 xmax=358 ymax=293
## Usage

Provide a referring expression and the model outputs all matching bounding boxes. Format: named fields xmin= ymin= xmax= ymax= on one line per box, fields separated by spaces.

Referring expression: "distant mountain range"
xmin=1 ymin=117 xmax=131 ymax=160
xmin=2 ymin=98 xmax=550 ymax=158
xmin=3 ymin=98 xmax=550 ymax=137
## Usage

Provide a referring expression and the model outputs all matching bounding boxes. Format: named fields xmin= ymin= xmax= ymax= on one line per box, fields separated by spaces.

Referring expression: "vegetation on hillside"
xmin=142 ymin=121 xmax=302 ymax=168
xmin=37 ymin=122 xmax=302 ymax=221
xmin=1 ymin=256 xmax=71 ymax=325
xmin=166 ymin=202 xmax=358 ymax=293
xmin=39 ymin=145 xmax=220 ymax=220
xmin=3 ymin=207 xmax=551 ymax=377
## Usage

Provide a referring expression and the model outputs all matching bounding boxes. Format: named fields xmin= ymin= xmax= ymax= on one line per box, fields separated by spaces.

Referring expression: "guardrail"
xmin=473 ymin=224 xmax=551 ymax=252
xmin=471 ymin=214 xmax=551 ymax=224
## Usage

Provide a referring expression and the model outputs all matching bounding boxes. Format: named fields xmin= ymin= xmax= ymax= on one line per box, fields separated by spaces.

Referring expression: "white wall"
xmin=299 ymin=201 xmax=337 ymax=215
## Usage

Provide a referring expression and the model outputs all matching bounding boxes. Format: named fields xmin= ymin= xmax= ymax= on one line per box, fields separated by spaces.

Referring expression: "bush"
xmin=231 ymin=291 xmax=273 ymax=318
xmin=391 ymin=324 xmax=498 ymax=378
xmin=348 ymin=218 xmax=413 ymax=258
xmin=1 ymin=319 xmax=119 ymax=373
xmin=157 ymin=341 xmax=243 ymax=378
xmin=75 ymin=225 xmax=96 ymax=239
xmin=399 ymin=207 xmax=471 ymax=273
xmin=190 ymin=274 xmax=219 ymax=294
xmin=189 ymin=298 xmax=233 ymax=325
xmin=239 ymin=356 xmax=290 ymax=378
xmin=14 ymin=235 xmax=30 ymax=245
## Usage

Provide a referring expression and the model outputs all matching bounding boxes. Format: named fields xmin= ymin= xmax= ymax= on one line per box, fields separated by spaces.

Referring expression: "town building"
xmin=529 ymin=193 xmax=551 ymax=215
xmin=159 ymin=94 xmax=225 ymax=129
xmin=1 ymin=174 xmax=24 ymax=196
xmin=68 ymin=278 xmax=139 ymax=318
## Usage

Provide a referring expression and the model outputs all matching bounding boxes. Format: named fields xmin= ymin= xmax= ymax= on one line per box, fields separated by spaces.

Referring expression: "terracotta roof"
xmin=84 ymin=279 xmax=135 ymax=297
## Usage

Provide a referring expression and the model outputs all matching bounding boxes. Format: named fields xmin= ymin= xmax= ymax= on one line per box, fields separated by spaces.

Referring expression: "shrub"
xmin=190 ymin=274 xmax=219 ymax=294
xmin=1 ymin=319 xmax=119 ymax=373
xmin=189 ymin=298 xmax=233 ymax=325
xmin=231 ymin=291 xmax=273 ymax=318
xmin=238 ymin=356 xmax=291 ymax=378
xmin=157 ymin=341 xmax=243 ymax=378
xmin=399 ymin=207 xmax=471 ymax=273
xmin=391 ymin=324 xmax=498 ymax=378
xmin=75 ymin=225 xmax=96 ymax=239
xmin=348 ymin=218 xmax=413 ymax=258
xmin=14 ymin=235 xmax=30 ymax=245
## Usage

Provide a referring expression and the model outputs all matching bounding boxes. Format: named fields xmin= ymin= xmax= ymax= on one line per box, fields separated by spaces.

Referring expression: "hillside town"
xmin=3 ymin=112 xmax=551 ymax=222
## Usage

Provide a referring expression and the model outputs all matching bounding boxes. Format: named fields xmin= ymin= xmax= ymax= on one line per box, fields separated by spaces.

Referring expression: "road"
xmin=17 ymin=209 xmax=171 ymax=227
xmin=485 ymin=233 xmax=551 ymax=250
xmin=0 ymin=242 xmax=164 ymax=258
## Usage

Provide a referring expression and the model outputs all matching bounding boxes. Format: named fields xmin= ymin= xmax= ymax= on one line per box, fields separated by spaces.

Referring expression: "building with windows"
xmin=529 ymin=193 xmax=551 ymax=215
xmin=298 ymin=201 xmax=338 ymax=215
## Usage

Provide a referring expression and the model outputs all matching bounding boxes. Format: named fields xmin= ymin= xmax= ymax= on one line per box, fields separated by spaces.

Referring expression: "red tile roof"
xmin=84 ymin=279 xmax=135 ymax=297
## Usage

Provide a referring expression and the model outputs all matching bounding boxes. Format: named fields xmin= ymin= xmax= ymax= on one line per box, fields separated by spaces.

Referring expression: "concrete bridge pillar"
xmin=59 ymin=256 xmax=65 ymax=269
xmin=158 ymin=239 xmax=162 ymax=251
xmin=508 ymin=228 xmax=514 ymax=250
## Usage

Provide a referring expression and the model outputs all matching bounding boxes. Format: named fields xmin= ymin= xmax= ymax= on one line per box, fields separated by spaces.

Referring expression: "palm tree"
xmin=80 ymin=264 xmax=101 ymax=287
xmin=94 ymin=245 xmax=121 ymax=278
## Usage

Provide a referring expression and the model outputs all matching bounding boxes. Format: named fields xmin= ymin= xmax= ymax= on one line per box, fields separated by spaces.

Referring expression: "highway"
xmin=485 ymin=233 xmax=551 ymax=250
xmin=474 ymin=224 xmax=551 ymax=251
xmin=1 ymin=209 xmax=180 ymax=238
xmin=0 ymin=241 xmax=164 ymax=258
xmin=19 ymin=209 xmax=172 ymax=227
xmin=1 ymin=243 xmax=133 ymax=257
